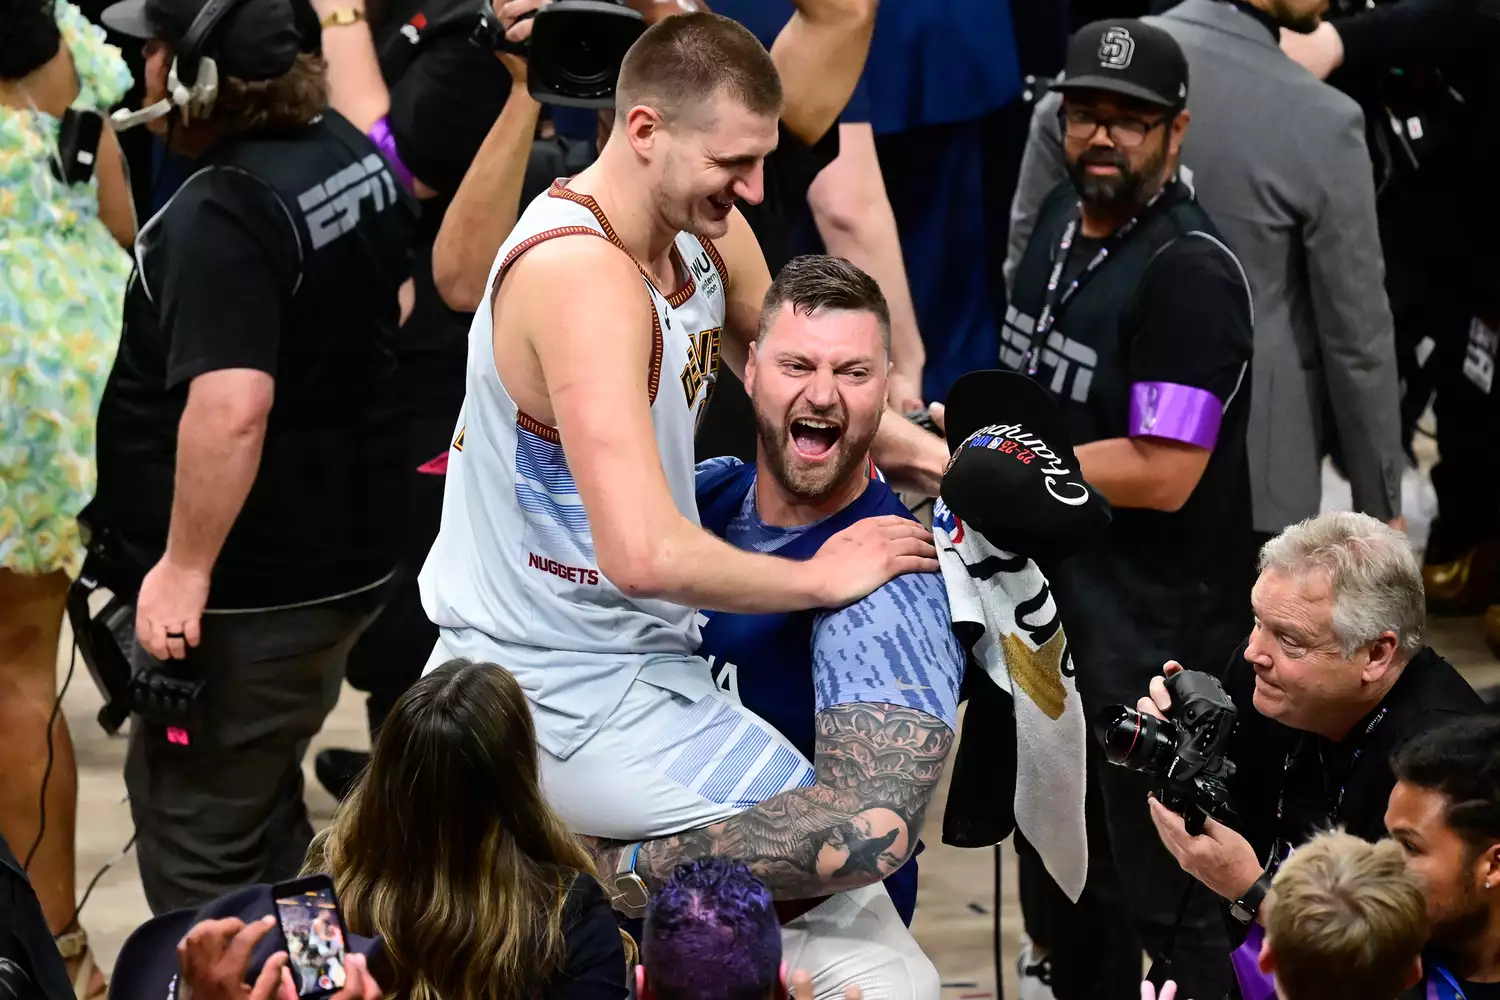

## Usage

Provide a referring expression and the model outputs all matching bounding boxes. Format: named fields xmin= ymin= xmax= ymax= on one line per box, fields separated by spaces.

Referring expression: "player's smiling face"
xmin=746 ymin=304 xmax=888 ymax=502
xmin=657 ymin=92 xmax=778 ymax=239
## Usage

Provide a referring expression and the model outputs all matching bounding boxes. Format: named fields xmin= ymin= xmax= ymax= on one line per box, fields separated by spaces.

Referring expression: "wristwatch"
xmin=320 ymin=7 xmax=365 ymax=27
xmin=604 ymin=843 xmax=651 ymax=918
xmin=1229 ymin=868 xmax=1275 ymax=926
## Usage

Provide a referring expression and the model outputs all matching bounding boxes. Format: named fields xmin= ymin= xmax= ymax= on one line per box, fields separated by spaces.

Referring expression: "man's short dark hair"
xmin=642 ymin=858 xmax=780 ymax=1000
xmin=758 ymin=255 xmax=892 ymax=358
xmin=1393 ymin=715 xmax=1500 ymax=852
xmin=615 ymin=11 xmax=782 ymax=126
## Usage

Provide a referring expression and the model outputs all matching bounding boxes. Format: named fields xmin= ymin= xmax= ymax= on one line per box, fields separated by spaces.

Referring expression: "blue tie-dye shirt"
xmin=693 ymin=457 xmax=964 ymax=923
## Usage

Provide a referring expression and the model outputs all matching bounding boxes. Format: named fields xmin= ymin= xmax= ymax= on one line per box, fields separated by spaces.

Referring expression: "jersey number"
xmin=680 ymin=327 xmax=723 ymax=414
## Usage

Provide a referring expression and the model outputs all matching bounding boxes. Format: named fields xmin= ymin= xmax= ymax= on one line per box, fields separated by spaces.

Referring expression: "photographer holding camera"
xmin=1120 ymin=511 xmax=1481 ymax=961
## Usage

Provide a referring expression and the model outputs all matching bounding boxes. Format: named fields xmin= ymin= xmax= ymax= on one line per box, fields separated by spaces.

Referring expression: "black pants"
xmin=116 ymin=583 xmax=388 ymax=914
xmin=343 ymin=391 xmax=457 ymax=734
xmin=1018 ymin=747 xmax=1237 ymax=1000
xmin=1428 ymin=308 xmax=1500 ymax=562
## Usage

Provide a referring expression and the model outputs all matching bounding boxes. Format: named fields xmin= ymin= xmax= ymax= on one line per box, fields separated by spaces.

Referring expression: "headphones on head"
xmin=165 ymin=0 xmax=256 ymax=122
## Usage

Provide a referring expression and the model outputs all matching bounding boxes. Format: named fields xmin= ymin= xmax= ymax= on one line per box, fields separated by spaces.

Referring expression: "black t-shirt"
xmin=737 ymin=121 xmax=839 ymax=280
xmin=549 ymin=875 xmax=629 ymax=1000
xmin=1402 ymin=965 xmax=1500 ymax=1000
xmin=1220 ymin=644 xmax=1483 ymax=866
xmin=88 ymin=112 xmax=417 ymax=609
xmin=694 ymin=121 xmax=840 ymax=463
xmin=1012 ymin=181 xmax=1257 ymax=707
xmin=379 ymin=24 xmax=597 ymax=409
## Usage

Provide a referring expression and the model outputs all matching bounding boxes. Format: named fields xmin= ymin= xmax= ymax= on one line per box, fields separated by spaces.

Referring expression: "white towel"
xmin=933 ymin=497 xmax=1089 ymax=902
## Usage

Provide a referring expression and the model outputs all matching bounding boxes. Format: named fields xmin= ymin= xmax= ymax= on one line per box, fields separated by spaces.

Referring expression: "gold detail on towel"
xmin=1001 ymin=628 xmax=1068 ymax=721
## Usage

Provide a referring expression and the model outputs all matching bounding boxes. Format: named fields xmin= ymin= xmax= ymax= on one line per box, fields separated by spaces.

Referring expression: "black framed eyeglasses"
xmin=1059 ymin=108 xmax=1173 ymax=150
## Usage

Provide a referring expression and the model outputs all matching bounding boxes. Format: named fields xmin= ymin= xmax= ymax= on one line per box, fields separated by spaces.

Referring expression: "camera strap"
xmin=1322 ymin=706 xmax=1389 ymax=824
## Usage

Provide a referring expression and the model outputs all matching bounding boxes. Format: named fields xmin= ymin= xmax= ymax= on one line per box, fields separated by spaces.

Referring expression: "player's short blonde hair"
xmin=1263 ymin=830 xmax=1427 ymax=1000
xmin=614 ymin=11 xmax=782 ymax=127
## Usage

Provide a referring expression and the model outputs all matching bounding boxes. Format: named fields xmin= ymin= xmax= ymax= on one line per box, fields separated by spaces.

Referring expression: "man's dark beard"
xmin=1428 ymin=882 xmax=1493 ymax=976
xmin=753 ymin=404 xmax=873 ymax=503
xmin=1066 ymin=143 xmax=1167 ymax=210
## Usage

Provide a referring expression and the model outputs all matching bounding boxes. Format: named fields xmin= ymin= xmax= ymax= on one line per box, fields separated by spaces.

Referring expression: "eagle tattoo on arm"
xmin=599 ymin=703 xmax=954 ymax=899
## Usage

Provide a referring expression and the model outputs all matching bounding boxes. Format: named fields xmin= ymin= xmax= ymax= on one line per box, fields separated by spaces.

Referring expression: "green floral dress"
xmin=0 ymin=2 xmax=133 ymax=578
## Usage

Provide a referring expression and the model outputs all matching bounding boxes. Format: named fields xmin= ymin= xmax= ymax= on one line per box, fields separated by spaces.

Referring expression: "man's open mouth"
xmin=707 ymin=195 xmax=734 ymax=214
xmin=790 ymin=417 xmax=843 ymax=460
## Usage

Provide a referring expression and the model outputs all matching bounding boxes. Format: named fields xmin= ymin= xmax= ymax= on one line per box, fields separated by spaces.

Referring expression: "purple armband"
xmin=1128 ymin=381 xmax=1223 ymax=450
xmin=1230 ymin=924 xmax=1277 ymax=1000
xmin=368 ymin=115 xmax=415 ymax=193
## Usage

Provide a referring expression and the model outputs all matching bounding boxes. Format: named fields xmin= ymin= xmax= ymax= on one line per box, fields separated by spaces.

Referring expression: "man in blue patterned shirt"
xmin=593 ymin=255 xmax=962 ymax=996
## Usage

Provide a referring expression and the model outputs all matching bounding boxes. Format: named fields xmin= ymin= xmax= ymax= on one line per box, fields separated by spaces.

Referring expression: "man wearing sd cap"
xmin=82 ymin=0 xmax=415 ymax=912
xmin=1002 ymin=20 xmax=1254 ymax=1000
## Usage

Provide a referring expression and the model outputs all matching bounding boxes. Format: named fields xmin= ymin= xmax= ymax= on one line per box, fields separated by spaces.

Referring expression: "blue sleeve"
xmin=840 ymin=74 xmax=872 ymax=125
xmin=811 ymin=572 xmax=963 ymax=730
xmin=695 ymin=456 xmax=743 ymax=491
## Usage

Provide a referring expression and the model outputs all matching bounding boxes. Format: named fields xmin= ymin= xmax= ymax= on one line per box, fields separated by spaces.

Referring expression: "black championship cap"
xmin=1052 ymin=18 xmax=1188 ymax=110
xmin=108 ymin=884 xmax=384 ymax=1000
xmin=101 ymin=0 xmax=307 ymax=81
xmin=939 ymin=370 xmax=1111 ymax=565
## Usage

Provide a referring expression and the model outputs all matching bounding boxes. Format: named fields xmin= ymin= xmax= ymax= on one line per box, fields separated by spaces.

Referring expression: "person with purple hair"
xmin=637 ymin=859 xmax=860 ymax=1000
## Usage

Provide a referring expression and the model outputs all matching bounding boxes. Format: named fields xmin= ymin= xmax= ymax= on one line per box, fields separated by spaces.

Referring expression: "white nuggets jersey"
xmin=418 ymin=179 xmax=729 ymax=759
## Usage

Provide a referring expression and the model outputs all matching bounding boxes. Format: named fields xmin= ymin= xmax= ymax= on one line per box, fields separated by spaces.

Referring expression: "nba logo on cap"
xmin=1098 ymin=26 xmax=1135 ymax=69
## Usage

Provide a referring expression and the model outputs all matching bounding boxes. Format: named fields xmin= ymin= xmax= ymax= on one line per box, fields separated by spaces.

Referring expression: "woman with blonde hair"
xmin=306 ymin=659 xmax=631 ymax=1000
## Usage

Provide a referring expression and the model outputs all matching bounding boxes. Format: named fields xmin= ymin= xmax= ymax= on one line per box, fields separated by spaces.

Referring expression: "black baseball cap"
xmin=108 ymin=884 xmax=384 ymax=1000
xmin=939 ymin=371 xmax=1111 ymax=566
xmin=101 ymin=0 xmax=308 ymax=81
xmin=1052 ymin=19 xmax=1188 ymax=110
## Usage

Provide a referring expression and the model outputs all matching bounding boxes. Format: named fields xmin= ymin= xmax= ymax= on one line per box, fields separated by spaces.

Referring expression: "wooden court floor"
xmin=53 ymin=612 xmax=1497 ymax=1000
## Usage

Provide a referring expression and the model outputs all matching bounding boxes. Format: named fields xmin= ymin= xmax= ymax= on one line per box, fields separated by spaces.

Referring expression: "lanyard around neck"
xmin=1270 ymin=707 xmax=1389 ymax=865
xmin=1432 ymin=965 xmax=1467 ymax=1000
xmin=1023 ymin=190 xmax=1164 ymax=375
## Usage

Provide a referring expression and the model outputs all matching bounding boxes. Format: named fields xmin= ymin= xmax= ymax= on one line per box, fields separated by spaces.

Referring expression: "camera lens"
xmin=1093 ymin=705 xmax=1177 ymax=774
xmin=532 ymin=13 xmax=645 ymax=102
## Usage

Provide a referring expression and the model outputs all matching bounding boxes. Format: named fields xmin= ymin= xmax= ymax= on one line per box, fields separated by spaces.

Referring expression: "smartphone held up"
xmin=273 ymin=875 xmax=351 ymax=999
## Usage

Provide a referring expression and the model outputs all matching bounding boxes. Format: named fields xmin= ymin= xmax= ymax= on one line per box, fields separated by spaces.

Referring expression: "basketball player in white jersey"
xmin=420 ymin=13 xmax=945 ymax=998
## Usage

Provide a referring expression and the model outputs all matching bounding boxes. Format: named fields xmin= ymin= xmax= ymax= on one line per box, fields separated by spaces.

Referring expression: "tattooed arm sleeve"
xmin=612 ymin=702 xmax=954 ymax=899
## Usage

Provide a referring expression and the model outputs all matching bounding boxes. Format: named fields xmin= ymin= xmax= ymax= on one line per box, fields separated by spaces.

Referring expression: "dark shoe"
xmin=1425 ymin=539 xmax=1500 ymax=616
xmin=315 ymin=748 xmax=369 ymax=802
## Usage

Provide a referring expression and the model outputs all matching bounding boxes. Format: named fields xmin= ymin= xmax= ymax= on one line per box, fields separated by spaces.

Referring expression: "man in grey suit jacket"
xmin=1004 ymin=0 xmax=1405 ymax=537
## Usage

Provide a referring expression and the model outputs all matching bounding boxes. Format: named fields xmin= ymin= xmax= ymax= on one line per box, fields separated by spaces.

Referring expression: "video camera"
xmin=474 ymin=0 xmax=646 ymax=109
xmin=1094 ymin=670 xmax=1238 ymax=835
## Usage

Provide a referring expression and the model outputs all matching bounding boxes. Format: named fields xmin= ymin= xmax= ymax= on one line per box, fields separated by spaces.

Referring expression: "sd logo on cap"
xmin=939 ymin=370 xmax=1111 ymax=565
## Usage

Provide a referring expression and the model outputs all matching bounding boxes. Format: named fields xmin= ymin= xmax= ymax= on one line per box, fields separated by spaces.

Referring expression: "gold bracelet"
xmin=320 ymin=7 xmax=365 ymax=27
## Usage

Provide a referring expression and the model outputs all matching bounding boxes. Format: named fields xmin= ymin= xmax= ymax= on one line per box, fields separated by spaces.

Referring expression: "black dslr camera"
xmin=1094 ymin=670 xmax=1238 ymax=835
xmin=474 ymin=0 xmax=646 ymax=108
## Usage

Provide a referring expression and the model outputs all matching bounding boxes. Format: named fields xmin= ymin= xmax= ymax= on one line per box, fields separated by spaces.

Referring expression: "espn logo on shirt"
xmin=297 ymin=154 xmax=401 ymax=250
xmin=1000 ymin=304 xmax=1099 ymax=404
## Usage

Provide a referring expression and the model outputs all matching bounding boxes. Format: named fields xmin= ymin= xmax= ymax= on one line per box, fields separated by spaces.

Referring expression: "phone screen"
xmin=274 ymin=883 xmax=348 ymax=997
